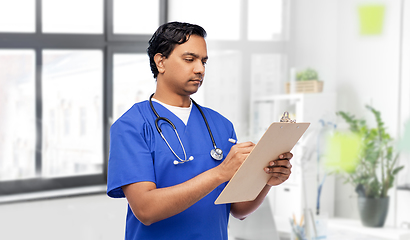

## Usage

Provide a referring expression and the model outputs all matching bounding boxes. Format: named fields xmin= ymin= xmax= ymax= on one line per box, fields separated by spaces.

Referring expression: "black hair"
xmin=147 ymin=22 xmax=207 ymax=78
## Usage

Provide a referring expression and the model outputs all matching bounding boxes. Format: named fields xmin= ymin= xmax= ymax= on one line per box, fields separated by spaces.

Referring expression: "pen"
xmin=228 ymin=138 xmax=237 ymax=144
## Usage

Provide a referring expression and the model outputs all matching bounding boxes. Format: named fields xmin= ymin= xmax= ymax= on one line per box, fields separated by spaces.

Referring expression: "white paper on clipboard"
xmin=214 ymin=122 xmax=310 ymax=205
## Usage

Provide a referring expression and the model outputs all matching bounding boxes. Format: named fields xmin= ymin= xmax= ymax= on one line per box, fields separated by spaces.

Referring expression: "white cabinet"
xmin=251 ymin=93 xmax=337 ymax=221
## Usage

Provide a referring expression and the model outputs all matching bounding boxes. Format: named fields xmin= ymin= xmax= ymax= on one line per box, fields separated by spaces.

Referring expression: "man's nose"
xmin=193 ymin=60 xmax=205 ymax=74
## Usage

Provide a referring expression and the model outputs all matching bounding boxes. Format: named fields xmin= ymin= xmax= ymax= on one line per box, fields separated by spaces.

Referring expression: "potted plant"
xmin=335 ymin=105 xmax=404 ymax=227
xmin=286 ymin=68 xmax=323 ymax=93
xmin=296 ymin=68 xmax=319 ymax=81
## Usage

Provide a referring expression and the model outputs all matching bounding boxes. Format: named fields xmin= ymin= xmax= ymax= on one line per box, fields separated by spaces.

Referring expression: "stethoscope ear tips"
xmin=188 ymin=156 xmax=194 ymax=161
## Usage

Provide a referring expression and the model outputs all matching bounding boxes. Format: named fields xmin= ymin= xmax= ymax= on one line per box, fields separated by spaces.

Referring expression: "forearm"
xmin=123 ymin=142 xmax=256 ymax=226
xmin=123 ymin=167 xmax=226 ymax=226
xmin=230 ymin=184 xmax=272 ymax=220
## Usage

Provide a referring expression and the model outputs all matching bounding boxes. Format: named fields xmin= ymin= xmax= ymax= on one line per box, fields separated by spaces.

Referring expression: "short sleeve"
xmin=107 ymin=110 xmax=155 ymax=198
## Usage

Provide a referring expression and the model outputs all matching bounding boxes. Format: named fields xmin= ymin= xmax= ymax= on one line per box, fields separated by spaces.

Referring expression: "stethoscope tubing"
xmin=191 ymin=98 xmax=217 ymax=150
xmin=149 ymin=93 xmax=222 ymax=163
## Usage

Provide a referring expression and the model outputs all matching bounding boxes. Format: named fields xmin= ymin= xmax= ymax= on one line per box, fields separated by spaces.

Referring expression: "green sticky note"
xmin=358 ymin=5 xmax=385 ymax=35
xmin=324 ymin=132 xmax=362 ymax=173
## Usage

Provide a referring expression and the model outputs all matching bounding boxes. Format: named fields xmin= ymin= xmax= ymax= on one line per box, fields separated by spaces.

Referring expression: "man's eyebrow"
xmin=182 ymin=52 xmax=208 ymax=61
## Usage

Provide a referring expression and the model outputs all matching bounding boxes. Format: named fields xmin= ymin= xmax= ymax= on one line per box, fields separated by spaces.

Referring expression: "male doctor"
xmin=107 ymin=21 xmax=293 ymax=240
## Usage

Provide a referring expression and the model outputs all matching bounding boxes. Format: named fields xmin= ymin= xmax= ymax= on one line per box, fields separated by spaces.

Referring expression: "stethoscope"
xmin=149 ymin=93 xmax=223 ymax=165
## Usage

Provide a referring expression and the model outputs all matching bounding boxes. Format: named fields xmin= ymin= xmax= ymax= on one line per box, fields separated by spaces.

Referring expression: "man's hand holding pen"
xmin=217 ymin=140 xmax=256 ymax=183
xmin=228 ymin=138 xmax=293 ymax=186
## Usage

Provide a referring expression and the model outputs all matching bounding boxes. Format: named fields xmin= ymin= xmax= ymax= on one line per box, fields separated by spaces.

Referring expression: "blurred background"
xmin=0 ymin=0 xmax=409 ymax=239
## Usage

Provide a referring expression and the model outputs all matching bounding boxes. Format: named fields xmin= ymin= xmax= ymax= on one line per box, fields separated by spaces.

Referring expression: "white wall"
xmin=291 ymin=0 xmax=339 ymax=94
xmin=336 ymin=0 xmax=402 ymax=226
xmin=292 ymin=0 xmax=404 ymax=226
xmin=0 ymin=194 xmax=127 ymax=240
xmin=336 ymin=0 xmax=401 ymax=128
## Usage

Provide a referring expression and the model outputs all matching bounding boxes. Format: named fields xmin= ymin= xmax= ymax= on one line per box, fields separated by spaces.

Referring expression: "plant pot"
xmin=285 ymin=80 xmax=323 ymax=94
xmin=357 ymin=196 xmax=389 ymax=227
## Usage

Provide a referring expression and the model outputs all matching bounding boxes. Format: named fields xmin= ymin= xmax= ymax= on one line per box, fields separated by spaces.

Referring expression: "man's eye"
xmin=185 ymin=58 xmax=194 ymax=62
xmin=202 ymin=61 xmax=207 ymax=66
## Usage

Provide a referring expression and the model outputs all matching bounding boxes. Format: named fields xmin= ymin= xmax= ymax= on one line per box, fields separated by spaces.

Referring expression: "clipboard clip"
xmin=280 ymin=111 xmax=296 ymax=123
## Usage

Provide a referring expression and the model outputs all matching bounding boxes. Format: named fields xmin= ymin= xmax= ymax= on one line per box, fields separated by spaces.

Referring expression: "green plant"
xmin=336 ymin=105 xmax=404 ymax=198
xmin=296 ymin=68 xmax=319 ymax=81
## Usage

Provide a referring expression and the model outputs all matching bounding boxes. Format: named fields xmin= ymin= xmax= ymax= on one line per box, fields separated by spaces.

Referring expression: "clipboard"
xmin=215 ymin=121 xmax=310 ymax=205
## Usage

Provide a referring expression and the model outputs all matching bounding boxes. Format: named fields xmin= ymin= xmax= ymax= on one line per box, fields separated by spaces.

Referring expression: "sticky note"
xmin=358 ymin=5 xmax=385 ymax=35
xmin=324 ymin=132 xmax=362 ymax=173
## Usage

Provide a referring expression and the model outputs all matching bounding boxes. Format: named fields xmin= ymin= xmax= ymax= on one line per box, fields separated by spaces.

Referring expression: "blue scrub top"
xmin=107 ymin=100 xmax=237 ymax=240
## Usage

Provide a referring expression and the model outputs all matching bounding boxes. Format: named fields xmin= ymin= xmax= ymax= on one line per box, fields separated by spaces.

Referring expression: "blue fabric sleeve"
xmin=107 ymin=109 xmax=156 ymax=198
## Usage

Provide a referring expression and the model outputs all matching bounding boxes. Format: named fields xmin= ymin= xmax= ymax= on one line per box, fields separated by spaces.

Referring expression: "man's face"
xmin=159 ymin=35 xmax=208 ymax=96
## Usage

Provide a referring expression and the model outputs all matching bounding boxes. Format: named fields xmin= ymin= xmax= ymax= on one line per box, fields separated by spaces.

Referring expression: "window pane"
xmin=42 ymin=50 xmax=103 ymax=178
xmin=168 ymin=0 xmax=241 ymax=40
xmin=113 ymin=54 xmax=156 ymax=121
xmin=248 ymin=0 xmax=284 ymax=41
xmin=0 ymin=0 xmax=35 ymax=32
xmin=0 ymin=50 xmax=36 ymax=181
xmin=113 ymin=0 xmax=160 ymax=35
xmin=42 ymin=0 xmax=103 ymax=34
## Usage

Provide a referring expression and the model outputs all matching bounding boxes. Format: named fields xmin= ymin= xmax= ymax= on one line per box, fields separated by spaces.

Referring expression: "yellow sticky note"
xmin=358 ymin=5 xmax=385 ymax=35
xmin=324 ymin=132 xmax=362 ymax=173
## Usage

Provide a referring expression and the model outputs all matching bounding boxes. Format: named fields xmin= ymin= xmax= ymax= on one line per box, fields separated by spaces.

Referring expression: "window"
xmin=0 ymin=50 xmax=36 ymax=181
xmin=42 ymin=50 xmax=103 ymax=178
xmin=0 ymin=0 xmax=289 ymax=199
xmin=113 ymin=0 xmax=160 ymax=35
xmin=247 ymin=0 xmax=285 ymax=41
xmin=113 ymin=54 xmax=156 ymax=121
xmin=42 ymin=0 xmax=103 ymax=34
xmin=0 ymin=0 xmax=35 ymax=33
xmin=0 ymin=0 xmax=166 ymax=199
xmin=168 ymin=0 xmax=291 ymax=139
xmin=168 ymin=0 xmax=241 ymax=41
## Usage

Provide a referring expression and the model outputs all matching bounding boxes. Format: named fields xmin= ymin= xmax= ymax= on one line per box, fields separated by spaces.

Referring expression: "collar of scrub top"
xmin=149 ymin=93 xmax=223 ymax=165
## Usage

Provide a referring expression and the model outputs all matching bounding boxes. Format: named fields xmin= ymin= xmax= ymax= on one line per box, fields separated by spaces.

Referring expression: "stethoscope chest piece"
xmin=211 ymin=148 xmax=223 ymax=161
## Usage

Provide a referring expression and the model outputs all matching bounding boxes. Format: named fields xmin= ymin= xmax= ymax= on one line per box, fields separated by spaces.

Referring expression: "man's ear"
xmin=154 ymin=53 xmax=166 ymax=74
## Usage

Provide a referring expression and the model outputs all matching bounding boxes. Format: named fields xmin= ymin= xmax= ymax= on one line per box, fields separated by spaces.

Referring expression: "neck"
xmin=152 ymin=91 xmax=191 ymax=108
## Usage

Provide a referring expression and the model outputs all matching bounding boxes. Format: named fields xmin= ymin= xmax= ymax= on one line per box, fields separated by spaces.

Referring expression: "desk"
xmin=275 ymin=216 xmax=410 ymax=240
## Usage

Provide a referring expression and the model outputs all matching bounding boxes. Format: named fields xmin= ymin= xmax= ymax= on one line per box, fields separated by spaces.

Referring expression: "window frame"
xmin=0 ymin=0 xmax=167 ymax=199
